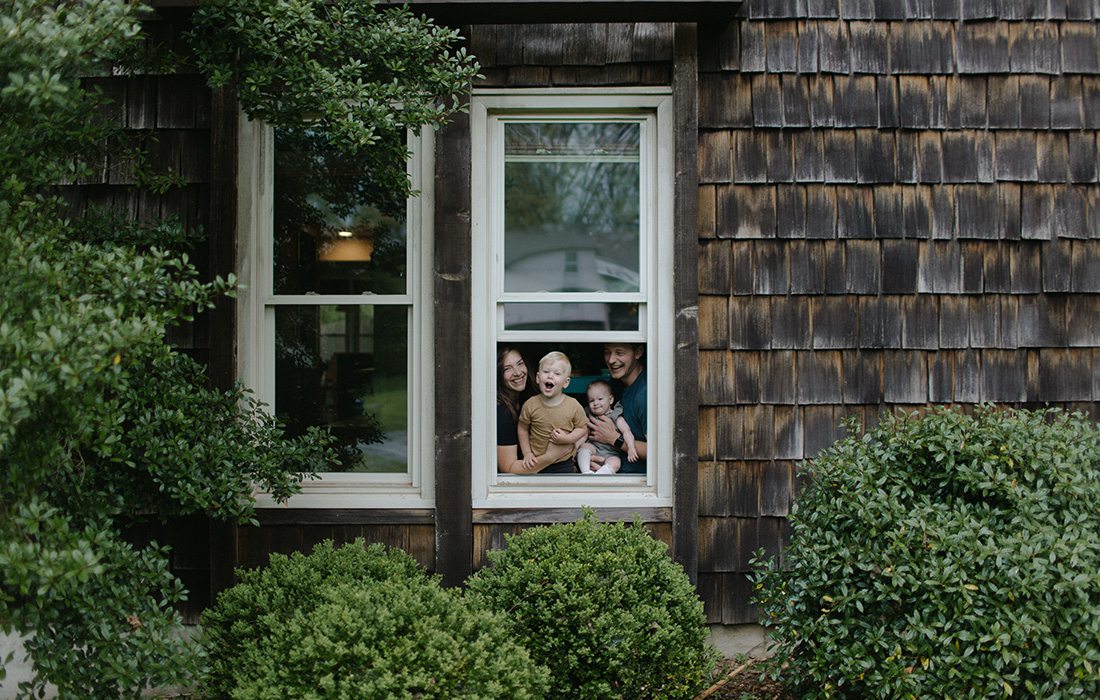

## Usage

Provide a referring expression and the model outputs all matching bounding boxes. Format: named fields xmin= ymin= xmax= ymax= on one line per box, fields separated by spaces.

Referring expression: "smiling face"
xmin=603 ymin=343 xmax=643 ymax=385
xmin=501 ymin=350 xmax=528 ymax=394
xmin=586 ymin=382 xmax=613 ymax=417
xmin=536 ymin=358 xmax=571 ymax=400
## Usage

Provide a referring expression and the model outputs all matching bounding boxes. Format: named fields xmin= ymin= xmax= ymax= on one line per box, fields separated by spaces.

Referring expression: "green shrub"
xmin=754 ymin=407 xmax=1100 ymax=699
xmin=224 ymin=580 xmax=548 ymax=700
xmin=202 ymin=538 xmax=547 ymax=700
xmin=466 ymin=512 xmax=715 ymax=700
xmin=200 ymin=539 xmax=427 ymax=697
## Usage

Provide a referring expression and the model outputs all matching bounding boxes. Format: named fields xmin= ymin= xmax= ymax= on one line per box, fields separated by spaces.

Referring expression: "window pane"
xmin=502 ymin=303 xmax=639 ymax=331
xmin=275 ymin=305 xmax=408 ymax=473
xmin=503 ymin=122 xmax=640 ymax=294
xmin=273 ymin=128 xmax=407 ymax=295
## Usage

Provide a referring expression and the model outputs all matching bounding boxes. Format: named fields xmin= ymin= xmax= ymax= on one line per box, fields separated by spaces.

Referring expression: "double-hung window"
xmin=471 ymin=89 xmax=675 ymax=508
xmin=238 ymin=119 xmax=434 ymax=508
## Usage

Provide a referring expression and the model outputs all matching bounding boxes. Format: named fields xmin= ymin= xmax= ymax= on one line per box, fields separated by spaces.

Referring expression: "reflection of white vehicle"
xmin=504 ymin=224 xmax=639 ymax=330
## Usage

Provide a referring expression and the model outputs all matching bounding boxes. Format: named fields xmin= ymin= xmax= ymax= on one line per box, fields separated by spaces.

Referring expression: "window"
xmin=238 ymin=119 xmax=434 ymax=508
xmin=471 ymin=89 xmax=675 ymax=508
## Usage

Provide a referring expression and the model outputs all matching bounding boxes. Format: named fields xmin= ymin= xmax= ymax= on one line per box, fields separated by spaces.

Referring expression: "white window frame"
xmin=470 ymin=88 xmax=675 ymax=509
xmin=237 ymin=115 xmax=435 ymax=508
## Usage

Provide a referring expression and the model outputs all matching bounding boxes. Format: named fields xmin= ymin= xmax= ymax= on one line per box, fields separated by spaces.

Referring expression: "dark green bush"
xmin=223 ymin=580 xmax=548 ymax=700
xmin=466 ymin=512 xmax=715 ymax=700
xmin=200 ymin=539 xmax=426 ymax=697
xmin=202 ymin=538 xmax=547 ymax=700
xmin=754 ymin=407 xmax=1100 ymax=699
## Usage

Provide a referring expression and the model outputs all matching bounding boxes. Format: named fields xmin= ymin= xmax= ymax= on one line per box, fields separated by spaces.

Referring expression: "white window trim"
xmin=236 ymin=115 xmax=435 ymax=508
xmin=470 ymin=88 xmax=675 ymax=509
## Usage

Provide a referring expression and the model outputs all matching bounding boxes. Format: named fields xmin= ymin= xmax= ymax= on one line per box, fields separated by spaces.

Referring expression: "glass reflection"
xmin=274 ymin=128 xmax=408 ymax=295
xmin=275 ymin=305 xmax=408 ymax=473
xmin=504 ymin=122 xmax=640 ymax=294
xmin=503 ymin=303 xmax=639 ymax=331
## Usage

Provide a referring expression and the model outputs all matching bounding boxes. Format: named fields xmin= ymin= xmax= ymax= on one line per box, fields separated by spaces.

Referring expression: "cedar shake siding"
xmin=696 ymin=3 xmax=1100 ymax=624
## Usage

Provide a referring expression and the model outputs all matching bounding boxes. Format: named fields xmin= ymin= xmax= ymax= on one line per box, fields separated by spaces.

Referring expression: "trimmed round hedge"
xmin=201 ymin=539 xmax=547 ymax=699
xmin=754 ymin=407 xmax=1100 ymax=699
xmin=466 ymin=512 xmax=715 ymax=700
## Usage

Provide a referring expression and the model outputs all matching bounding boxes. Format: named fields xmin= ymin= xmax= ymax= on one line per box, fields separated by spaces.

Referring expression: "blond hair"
xmin=539 ymin=350 xmax=572 ymax=375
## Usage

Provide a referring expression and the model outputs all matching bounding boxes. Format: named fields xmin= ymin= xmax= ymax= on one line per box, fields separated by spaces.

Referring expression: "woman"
xmin=496 ymin=346 xmax=572 ymax=473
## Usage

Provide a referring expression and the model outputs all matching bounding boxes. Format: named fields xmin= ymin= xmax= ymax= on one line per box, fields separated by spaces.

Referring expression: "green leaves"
xmin=189 ymin=0 xmax=480 ymax=204
xmin=753 ymin=407 xmax=1100 ymax=699
xmin=467 ymin=512 xmax=716 ymax=700
xmin=202 ymin=540 xmax=548 ymax=700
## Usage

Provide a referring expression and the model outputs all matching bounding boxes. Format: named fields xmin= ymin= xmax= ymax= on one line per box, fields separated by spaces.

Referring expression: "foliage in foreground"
xmin=201 ymin=539 xmax=548 ymax=700
xmin=754 ymin=406 xmax=1100 ymax=699
xmin=466 ymin=512 xmax=716 ymax=700
xmin=1 ymin=0 xmax=476 ymax=696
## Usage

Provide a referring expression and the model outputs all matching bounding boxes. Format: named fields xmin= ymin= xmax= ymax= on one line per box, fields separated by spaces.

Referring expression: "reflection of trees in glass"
xmin=503 ymin=122 xmax=641 ymax=293
xmin=274 ymin=127 xmax=408 ymax=295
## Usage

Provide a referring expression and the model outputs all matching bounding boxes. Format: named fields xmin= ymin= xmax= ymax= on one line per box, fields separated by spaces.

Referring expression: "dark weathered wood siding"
xmin=696 ymin=3 xmax=1100 ymax=624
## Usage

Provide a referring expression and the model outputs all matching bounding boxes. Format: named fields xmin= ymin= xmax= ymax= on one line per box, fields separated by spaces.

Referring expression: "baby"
xmin=576 ymin=379 xmax=638 ymax=475
xmin=517 ymin=351 xmax=588 ymax=473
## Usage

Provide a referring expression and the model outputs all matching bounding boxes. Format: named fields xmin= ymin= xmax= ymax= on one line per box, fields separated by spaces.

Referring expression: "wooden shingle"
xmin=1018 ymin=294 xmax=1068 ymax=346
xmin=813 ymin=296 xmax=859 ymax=348
xmin=777 ymin=186 xmax=808 ymax=238
xmin=954 ymin=349 xmax=981 ymax=402
xmin=1066 ymin=294 xmax=1100 ymax=346
xmin=957 ymin=21 xmax=1010 ymax=74
xmin=981 ymin=349 xmax=1027 ymax=402
xmin=850 ymin=21 xmax=888 ymax=73
xmin=805 ymin=184 xmax=838 ymax=238
xmin=899 ymin=75 xmax=932 ymax=128
xmin=753 ymin=240 xmax=790 ymax=293
xmin=837 ymin=186 xmax=875 ymax=238
xmin=766 ymin=21 xmax=800 ymax=73
xmin=740 ymin=20 xmax=766 ymax=72
xmin=796 ymin=350 xmax=844 ymax=403
xmin=939 ymin=296 xmax=969 ymax=348
xmin=699 ymin=130 xmax=732 ymax=183
xmin=878 ymin=75 xmax=898 ymax=127
xmin=734 ymin=352 xmax=763 ymax=405
xmin=917 ymin=132 xmax=943 ymax=183
xmin=988 ymin=75 xmax=1022 ymax=129
xmin=730 ymin=296 xmax=772 ymax=349
xmin=731 ymin=129 xmax=767 ymax=183
xmin=818 ymin=19 xmax=852 ymax=73
xmin=824 ymin=131 xmax=858 ymax=182
xmin=802 ymin=404 xmax=846 ymax=456
xmin=765 ymin=131 xmax=795 ymax=182
xmin=1071 ymin=239 xmax=1100 ymax=292
xmin=782 ymin=74 xmax=812 ymax=126
xmin=808 ymin=74 xmax=837 ymax=126
xmin=882 ymin=350 xmax=928 ymax=403
xmin=960 ymin=240 xmax=985 ymax=292
xmin=874 ymin=187 xmax=905 ymax=236
xmin=901 ymin=295 xmax=939 ymax=349
xmin=842 ymin=349 xmax=883 ymax=403
xmin=1021 ymin=184 xmax=1053 ymax=239
xmin=698 ymin=295 xmax=730 ymax=349
xmin=788 ymin=240 xmax=823 ymax=292
xmin=902 ymin=186 xmax=934 ymax=238
xmin=699 ymin=350 xmax=736 ymax=404
xmin=699 ymin=184 xmax=717 ymax=237
xmin=798 ymin=21 xmax=820 ymax=73
xmin=841 ymin=0 xmax=876 ymax=19
xmin=856 ymin=130 xmax=896 ymax=183
xmin=846 ymin=239 xmax=881 ymax=293
xmin=919 ymin=242 xmax=963 ymax=294
xmin=1018 ymin=76 xmax=1051 ymax=129
xmin=1036 ymin=132 xmax=1069 ymax=183
xmin=760 ymin=460 xmax=794 ymax=514
xmin=1068 ymin=133 xmax=1099 ymax=182
xmin=752 ymin=73 xmax=785 ymax=127
xmin=982 ymin=240 xmax=1012 ymax=292
xmin=761 ymin=349 xmax=799 ymax=401
xmin=1051 ymin=76 xmax=1085 ymax=129
xmin=956 ymin=185 xmax=998 ymax=239
xmin=882 ymin=239 xmax=921 ymax=292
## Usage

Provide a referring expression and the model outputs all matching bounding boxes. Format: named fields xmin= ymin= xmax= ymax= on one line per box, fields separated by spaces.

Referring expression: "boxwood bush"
xmin=466 ymin=512 xmax=715 ymax=700
xmin=219 ymin=580 xmax=548 ymax=699
xmin=754 ymin=407 xmax=1100 ymax=699
xmin=201 ymin=539 xmax=547 ymax=699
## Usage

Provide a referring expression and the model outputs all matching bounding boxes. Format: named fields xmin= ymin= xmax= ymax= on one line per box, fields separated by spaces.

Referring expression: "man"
xmin=587 ymin=343 xmax=646 ymax=474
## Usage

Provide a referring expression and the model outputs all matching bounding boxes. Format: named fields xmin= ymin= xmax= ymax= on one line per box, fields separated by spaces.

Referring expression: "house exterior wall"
xmin=696 ymin=2 xmax=1100 ymax=624
xmin=65 ymin=3 xmax=1100 ymax=627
